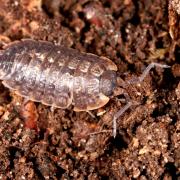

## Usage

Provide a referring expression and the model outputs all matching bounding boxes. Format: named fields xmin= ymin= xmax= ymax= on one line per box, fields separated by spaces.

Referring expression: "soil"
xmin=0 ymin=0 xmax=179 ymax=179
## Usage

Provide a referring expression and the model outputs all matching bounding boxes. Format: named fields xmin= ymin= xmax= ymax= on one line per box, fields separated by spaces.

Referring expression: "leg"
xmin=128 ymin=63 xmax=170 ymax=84
xmin=50 ymin=106 xmax=57 ymax=113
xmin=86 ymin=110 xmax=96 ymax=119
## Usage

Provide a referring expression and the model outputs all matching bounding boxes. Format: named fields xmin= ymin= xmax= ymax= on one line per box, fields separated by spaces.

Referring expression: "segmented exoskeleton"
xmin=0 ymin=39 xmax=117 ymax=111
xmin=0 ymin=39 xmax=169 ymax=137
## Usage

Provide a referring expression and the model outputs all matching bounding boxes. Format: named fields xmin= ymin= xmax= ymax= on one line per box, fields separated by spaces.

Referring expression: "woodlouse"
xmin=0 ymin=39 xmax=170 ymax=137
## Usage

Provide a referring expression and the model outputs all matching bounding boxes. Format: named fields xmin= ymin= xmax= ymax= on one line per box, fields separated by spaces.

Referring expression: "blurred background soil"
xmin=0 ymin=0 xmax=179 ymax=179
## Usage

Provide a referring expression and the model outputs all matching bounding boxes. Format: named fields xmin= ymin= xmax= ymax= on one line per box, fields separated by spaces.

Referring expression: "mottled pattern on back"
xmin=0 ymin=40 xmax=117 ymax=111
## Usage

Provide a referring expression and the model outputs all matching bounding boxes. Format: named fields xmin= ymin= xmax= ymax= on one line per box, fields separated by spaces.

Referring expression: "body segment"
xmin=0 ymin=39 xmax=118 ymax=111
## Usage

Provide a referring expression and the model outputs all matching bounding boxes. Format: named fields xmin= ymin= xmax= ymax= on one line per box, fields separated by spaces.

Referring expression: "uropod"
xmin=0 ymin=39 xmax=170 ymax=137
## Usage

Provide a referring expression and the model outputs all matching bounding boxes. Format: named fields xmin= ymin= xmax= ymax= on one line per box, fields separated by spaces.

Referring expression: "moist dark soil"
xmin=0 ymin=0 xmax=179 ymax=179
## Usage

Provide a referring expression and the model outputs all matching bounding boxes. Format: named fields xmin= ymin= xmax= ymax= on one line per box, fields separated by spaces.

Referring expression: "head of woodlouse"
xmin=100 ymin=70 xmax=117 ymax=97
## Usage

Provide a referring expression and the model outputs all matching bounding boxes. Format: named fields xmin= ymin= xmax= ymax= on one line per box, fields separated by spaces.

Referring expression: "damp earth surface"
xmin=0 ymin=0 xmax=179 ymax=179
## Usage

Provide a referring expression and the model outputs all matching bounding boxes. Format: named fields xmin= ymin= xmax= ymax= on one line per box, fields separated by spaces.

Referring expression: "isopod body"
xmin=0 ymin=39 xmax=118 ymax=111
